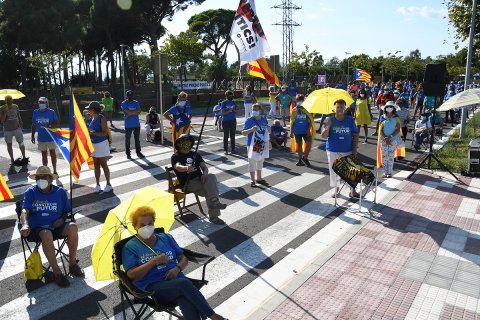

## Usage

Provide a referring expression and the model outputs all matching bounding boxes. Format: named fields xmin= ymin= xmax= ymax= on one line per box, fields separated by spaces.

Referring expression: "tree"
xmin=444 ymin=0 xmax=480 ymax=49
xmin=287 ymin=45 xmax=324 ymax=77
xmin=187 ymin=9 xmax=235 ymax=57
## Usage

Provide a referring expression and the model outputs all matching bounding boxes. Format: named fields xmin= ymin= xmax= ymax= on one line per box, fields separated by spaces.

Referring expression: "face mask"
xmin=39 ymin=103 xmax=46 ymax=110
xmin=296 ymin=102 xmax=303 ymax=107
xmin=385 ymin=107 xmax=394 ymax=113
xmin=137 ymin=225 xmax=155 ymax=239
xmin=281 ymin=89 xmax=286 ymax=92
xmin=36 ymin=179 xmax=49 ymax=190
xmin=394 ymin=94 xmax=399 ymax=98
xmin=251 ymin=110 xmax=260 ymax=117
xmin=421 ymin=116 xmax=427 ymax=121
xmin=360 ymin=94 xmax=365 ymax=98
xmin=178 ymin=101 xmax=186 ymax=107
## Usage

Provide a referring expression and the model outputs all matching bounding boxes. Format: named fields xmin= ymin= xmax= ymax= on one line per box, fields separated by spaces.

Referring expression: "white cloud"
xmin=396 ymin=6 xmax=447 ymax=20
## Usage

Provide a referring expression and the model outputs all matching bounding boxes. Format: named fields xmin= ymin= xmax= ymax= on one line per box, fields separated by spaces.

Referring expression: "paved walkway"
xmin=257 ymin=171 xmax=480 ymax=320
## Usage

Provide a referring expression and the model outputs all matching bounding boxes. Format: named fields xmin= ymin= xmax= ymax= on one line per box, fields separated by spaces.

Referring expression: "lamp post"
xmin=120 ymin=44 xmax=130 ymax=100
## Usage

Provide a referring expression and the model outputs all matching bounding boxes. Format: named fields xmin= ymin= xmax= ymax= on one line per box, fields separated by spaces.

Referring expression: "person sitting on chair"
xmin=122 ymin=206 xmax=227 ymax=320
xmin=413 ymin=113 xmax=432 ymax=151
xmin=145 ymin=107 xmax=160 ymax=142
xmin=270 ymin=119 xmax=288 ymax=150
xmin=19 ymin=166 xmax=84 ymax=287
xmin=171 ymin=134 xmax=227 ymax=225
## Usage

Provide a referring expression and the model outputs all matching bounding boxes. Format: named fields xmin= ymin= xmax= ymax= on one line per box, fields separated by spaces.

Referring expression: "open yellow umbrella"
xmin=303 ymin=88 xmax=354 ymax=114
xmin=0 ymin=89 xmax=26 ymax=100
xmin=91 ymin=186 xmax=174 ymax=281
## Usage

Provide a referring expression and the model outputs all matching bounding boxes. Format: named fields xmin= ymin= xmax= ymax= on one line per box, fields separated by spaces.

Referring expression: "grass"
xmin=431 ymin=111 xmax=480 ymax=173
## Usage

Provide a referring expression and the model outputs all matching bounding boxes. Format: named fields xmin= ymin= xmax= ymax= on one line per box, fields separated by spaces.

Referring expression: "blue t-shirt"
xmin=121 ymin=99 xmax=141 ymax=128
xmin=32 ymin=108 xmax=59 ymax=142
xmin=167 ymin=103 xmax=191 ymax=130
xmin=122 ymin=233 xmax=185 ymax=290
xmin=243 ymin=116 xmax=269 ymax=146
xmin=292 ymin=109 xmax=310 ymax=135
xmin=23 ymin=185 xmax=71 ymax=229
xmin=288 ymin=83 xmax=297 ymax=98
xmin=382 ymin=117 xmax=398 ymax=137
xmin=424 ymin=96 xmax=435 ymax=110
xmin=221 ymin=100 xmax=237 ymax=121
xmin=444 ymin=90 xmax=455 ymax=101
xmin=326 ymin=115 xmax=358 ymax=153
xmin=415 ymin=91 xmax=425 ymax=106
xmin=276 ymin=93 xmax=292 ymax=109
xmin=213 ymin=104 xmax=222 ymax=116
xmin=271 ymin=125 xmax=286 ymax=138
xmin=88 ymin=114 xmax=108 ymax=144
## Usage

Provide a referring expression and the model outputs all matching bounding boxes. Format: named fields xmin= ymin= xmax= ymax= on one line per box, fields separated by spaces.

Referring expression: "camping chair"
xmin=112 ymin=228 xmax=215 ymax=320
xmin=165 ymin=166 xmax=205 ymax=217
xmin=16 ymin=200 xmax=80 ymax=279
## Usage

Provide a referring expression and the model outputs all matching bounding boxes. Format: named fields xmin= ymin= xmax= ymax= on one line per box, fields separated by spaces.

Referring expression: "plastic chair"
xmin=112 ymin=228 xmax=215 ymax=320
xmin=165 ymin=166 xmax=205 ymax=217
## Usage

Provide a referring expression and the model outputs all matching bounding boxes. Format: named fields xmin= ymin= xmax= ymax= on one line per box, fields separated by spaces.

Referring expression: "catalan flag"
xmin=247 ymin=58 xmax=280 ymax=86
xmin=70 ymin=91 xmax=94 ymax=182
xmin=354 ymin=68 xmax=372 ymax=82
xmin=376 ymin=119 xmax=406 ymax=168
xmin=0 ymin=172 xmax=13 ymax=201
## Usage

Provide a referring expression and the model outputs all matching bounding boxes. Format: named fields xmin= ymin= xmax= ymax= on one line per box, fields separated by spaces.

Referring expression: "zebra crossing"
xmin=0 ymin=132 xmax=381 ymax=320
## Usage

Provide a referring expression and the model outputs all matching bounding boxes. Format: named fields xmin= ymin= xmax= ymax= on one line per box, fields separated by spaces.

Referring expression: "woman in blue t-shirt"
xmin=242 ymin=103 xmax=270 ymax=187
xmin=164 ymin=91 xmax=192 ymax=141
xmin=243 ymin=85 xmax=256 ymax=119
xmin=122 ymin=206 xmax=226 ymax=320
xmin=290 ymin=94 xmax=314 ymax=167
xmin=221 ymin=90 xmax=238 ymax=155
xmin=321 ymin=99 xmax=360 ymax=198
xmin=87 ymin=101 xmax=112 ymax=193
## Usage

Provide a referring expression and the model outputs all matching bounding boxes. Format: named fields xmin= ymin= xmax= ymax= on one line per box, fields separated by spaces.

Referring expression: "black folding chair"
xmin=16 ymin=200 xmax=80 ymax=279
xmin=113 ymin=228 xmax=215 ymax=320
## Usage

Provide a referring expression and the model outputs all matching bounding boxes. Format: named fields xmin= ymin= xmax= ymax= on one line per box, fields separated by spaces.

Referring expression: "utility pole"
xmin=273 ymin=0 xmax=301 ymax=81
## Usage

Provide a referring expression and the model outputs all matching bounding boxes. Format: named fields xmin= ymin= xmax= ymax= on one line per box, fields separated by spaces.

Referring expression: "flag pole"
xmin=69 ymin=87 xmax=73 ymax=214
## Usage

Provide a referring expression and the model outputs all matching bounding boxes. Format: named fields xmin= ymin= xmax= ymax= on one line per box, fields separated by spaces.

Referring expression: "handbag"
xmin=24 ymin=249 xmax=43 ymax=280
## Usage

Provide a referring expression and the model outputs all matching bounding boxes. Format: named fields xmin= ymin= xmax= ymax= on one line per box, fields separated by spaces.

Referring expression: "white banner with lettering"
xmin=172 ymin=81 xmax=211 ymax=90
xmin=229 ymin=0 xmax=271 ymax=65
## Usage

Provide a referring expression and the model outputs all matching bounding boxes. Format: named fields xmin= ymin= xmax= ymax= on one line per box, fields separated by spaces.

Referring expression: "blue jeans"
xmin=414 ymin=131 xmax=429 ymax=146
xmin=125 ymin=127 xmax=141 ymax=155
xmin=145 ymin=278 xmax=213 ymax=320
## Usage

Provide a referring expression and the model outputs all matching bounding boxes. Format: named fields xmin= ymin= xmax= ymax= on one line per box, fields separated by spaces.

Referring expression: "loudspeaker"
xmin=423 ymin=63 xmax=448 ymax=96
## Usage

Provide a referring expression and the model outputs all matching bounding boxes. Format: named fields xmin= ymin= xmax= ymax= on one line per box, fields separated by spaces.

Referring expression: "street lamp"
xmin=345 ymin=52 xmax=351 ymax=84
xmin=120 ymin=44 xmax=130 ymax=100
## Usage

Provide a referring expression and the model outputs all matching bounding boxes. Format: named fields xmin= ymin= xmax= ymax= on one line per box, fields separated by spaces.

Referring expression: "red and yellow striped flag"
xmin=247 ymin=58 xmax=280 ymax=86
xmin=0 ymin=172 xmax=13 ymax=201
xmin=70 ymin=91 xmax=94 ymax=182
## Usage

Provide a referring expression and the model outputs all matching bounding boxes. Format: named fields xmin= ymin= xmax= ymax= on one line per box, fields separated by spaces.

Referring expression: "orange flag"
xmin=0 ymin=172 xmax=13 ymax=201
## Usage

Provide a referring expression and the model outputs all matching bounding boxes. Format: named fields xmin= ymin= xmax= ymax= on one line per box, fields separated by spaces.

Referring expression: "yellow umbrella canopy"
xmin=0 ymin=89 xmax=26 ymax=100
xmin=437 ymin=88 xmax=480 ymax=112
xmin=91 ymin=186 xmax=174 ymax=281
xmin=303 ymin=88 xmax=354 ymax=115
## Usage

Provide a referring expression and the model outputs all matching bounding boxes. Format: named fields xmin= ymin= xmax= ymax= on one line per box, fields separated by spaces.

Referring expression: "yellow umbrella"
xmin=91 ymin=186 xmax=174 ymax=281
xmin=0 ymin=89 xmax=26 ymax=100
xmin=303 ymin=88 xmax=354 ymax=114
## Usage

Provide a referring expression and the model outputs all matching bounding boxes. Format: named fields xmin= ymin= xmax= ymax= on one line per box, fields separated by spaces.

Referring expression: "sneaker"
xmin=303 ymin=159 xmax=311 ymax=168
xmin=208 ymin=217 xmax=226 ymax=225
xmin=210 ymin=201 xmax=227 ymax=210
xmin=54 ymin=273 xmax=70 ymax=288
xmin=103 ymin=184 xmax=113 ymax=193
xmin=414 ymin=145 xmax=419 ymax=151
xmin=94 ymin=185 xmax=101 ymax=193
xmin=224 ymin=151 xmax=229 ymax=155
xmin=137 ymin=152 xmax=145 ymax=159
xmin=296 ymin=159 xmax=305 ymax=166
xmin=69 ymin=264 xmax=85 ymax=278
xmin=126 ymin=154 xmax=132 ymax=160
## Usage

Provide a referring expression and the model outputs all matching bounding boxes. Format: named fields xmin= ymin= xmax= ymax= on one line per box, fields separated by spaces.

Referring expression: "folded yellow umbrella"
xmin=0 ymin=89 xmax=26 ymax=100
xmin=91 ymin=186 xmax=174 ymax=281
xmin=303 ymin=88 xmax=354 ymax=115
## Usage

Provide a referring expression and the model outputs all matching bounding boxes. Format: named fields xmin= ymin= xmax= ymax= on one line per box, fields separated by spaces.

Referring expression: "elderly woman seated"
xmin=122 ymin=206 xmax=226 ymax=320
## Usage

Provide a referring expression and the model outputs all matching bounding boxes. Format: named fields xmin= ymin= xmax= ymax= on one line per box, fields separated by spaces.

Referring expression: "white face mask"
xmin=360 ymin=94 xmax=365 ymax=98
xmin=178 ymin=101 xmax=186 ymax=107
xmin=385 ymin=107 xmax=394 ymax=113
xmin=36 ymin=179 xmax=49 ymax=190
xmin=296 ymin=102 xmax=303 ymax=107
xmin=137 ymin=225 xmax=155 ymax=239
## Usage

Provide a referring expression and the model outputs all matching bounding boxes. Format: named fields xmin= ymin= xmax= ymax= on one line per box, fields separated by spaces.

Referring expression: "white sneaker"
xmin=103 ymin=184 xmax=113 ymax=193
xmin=94 ymin=185 xmax=102 ymax=193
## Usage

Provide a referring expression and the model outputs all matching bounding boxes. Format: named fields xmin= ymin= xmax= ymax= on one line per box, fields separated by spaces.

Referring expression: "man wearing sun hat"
xmin=19 ymin=166 xmax=84 ymax=287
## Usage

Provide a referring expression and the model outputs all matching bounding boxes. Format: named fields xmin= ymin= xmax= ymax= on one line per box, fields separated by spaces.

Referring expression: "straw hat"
xmin=28 ymin=166 xmax=58 ymax=180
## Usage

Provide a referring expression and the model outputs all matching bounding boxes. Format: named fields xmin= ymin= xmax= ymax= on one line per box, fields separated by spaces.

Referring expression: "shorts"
xmin=294 ymin=133 xmax=312 ymax=143
xmin=28 ymin=222 xmax=68 ymax=242
xmin=4 ymin=128 xmax=23 ymax=144
xmin=248 ymin=157 xmax=264 ymax=172
xmin=280 ymin=108 xmax=290 ymax=117
xmin=38 ymin=141 xmax=56 ymax=152
xmin=92 ymin=139 xmax=110 ymax=158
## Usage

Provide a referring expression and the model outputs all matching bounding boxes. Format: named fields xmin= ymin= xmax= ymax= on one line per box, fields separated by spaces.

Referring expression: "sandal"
xmin=256 ymin=179 xmax=268 ymax=186
xmin=250 ymin=181 xmax=257 ymax=187
xmin=54 ymin=273 xmax=70 ymax=288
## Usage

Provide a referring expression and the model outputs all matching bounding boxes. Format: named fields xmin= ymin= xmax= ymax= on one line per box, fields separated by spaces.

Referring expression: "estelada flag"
xmin=290 ymin=107 xmax=316 ymax=152
xmin=171 ymin=115 xmax=191 ymax=153
xmin=230 ymin=0 xmax=270 ymax=65
xmin=376 ymin=119 xmax=406 ymax=168
xmin=70 ymin=91 xmax=94 ymax=182
xmin=247 ymin=58 xmax=280 ymax=86
xmin=354 ymin=68 xmax=372 ymax=82
xmin=0 ymin=172 xmax=13 ymax=201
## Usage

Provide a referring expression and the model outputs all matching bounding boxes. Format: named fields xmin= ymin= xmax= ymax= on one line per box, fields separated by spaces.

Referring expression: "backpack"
xmin=13 ymin=157 xmax=29 ymax=166
xmin=153 ymin=130 xmax=162 ymax=141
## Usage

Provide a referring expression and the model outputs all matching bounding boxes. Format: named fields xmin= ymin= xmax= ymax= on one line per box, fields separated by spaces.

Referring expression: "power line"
xmin=272 ymin=0 xmax=301 ymax=81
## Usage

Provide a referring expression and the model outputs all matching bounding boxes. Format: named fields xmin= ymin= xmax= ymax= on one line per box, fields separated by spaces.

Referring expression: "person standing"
xmin=396 ymin=98 xmax=410 ymax=141
xmin=288 ymin=79 xmax=297 ymax=101
xmin=145 ymin=107 xmax=160 ymax=142
xmin=443 ymin=85 xmax=456 ymax=125
xmin=87 ymin=101 xmax=112 ymax=193
xmin=243 ymin=85 xmax=256 ymax=119
xmin=164 ymin=91 xmax=192 ymax=149
xmin=290 ymin=94 xmax=315 ymax=167
xmin=321 ymin=99 xmax=360 ymax=198
xmin=1 ymin=95 xmax=27 ymax=164
xmin=378 ymin=101 xmax=402 ymax=178
xmin=276 ymin=85 xmax=294 ymax=126
xmin=121 ymin=90 xmax=144 ymax=159
xmin=412 ymin=84 xmax=426 ymax=119
xmin=31 ymin=97 xmax=60 ymax=175
xmin=242 ymin=103 xmax=270 ymax=187
xmin=101 ymin=92 xmax=114 ymax=127
xmin=354 ymin=89 xmax=372 ymax=144
xmin=220 ymin=90 xmax=237 ymax=155
xmin=268 ymin=86 xmax=278 ymax=119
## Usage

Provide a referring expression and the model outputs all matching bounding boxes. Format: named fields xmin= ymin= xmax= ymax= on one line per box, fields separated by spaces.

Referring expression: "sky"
xmin=153 ymin=0 xmax=465 ymax=65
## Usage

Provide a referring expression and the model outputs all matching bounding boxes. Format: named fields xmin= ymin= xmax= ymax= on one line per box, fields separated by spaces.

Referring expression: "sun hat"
xmin=380 ymin=100 xmax=401 ymax=112
xmin=29 ymin=166 xmax=58 ymax=180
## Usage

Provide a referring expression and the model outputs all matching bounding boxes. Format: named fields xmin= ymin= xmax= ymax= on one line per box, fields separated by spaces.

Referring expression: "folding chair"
xmin=112 ymin=228 xmax=215 ymax=320
xmin=165 ymin=166 xmax=205 ymax=217
xmin=16 ymin=200 xmax=79 ymax=279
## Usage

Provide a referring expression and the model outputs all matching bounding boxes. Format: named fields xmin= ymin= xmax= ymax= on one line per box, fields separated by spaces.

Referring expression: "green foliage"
xmin=444 ymin=0 xmax=480 ymax=49
xmin=287 ymin=45 xmax=324 ymax=76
